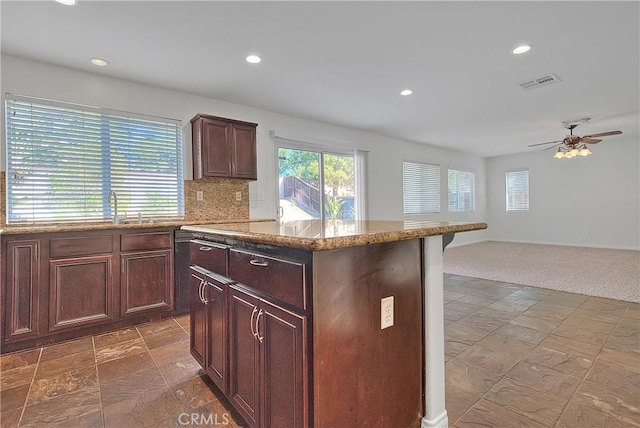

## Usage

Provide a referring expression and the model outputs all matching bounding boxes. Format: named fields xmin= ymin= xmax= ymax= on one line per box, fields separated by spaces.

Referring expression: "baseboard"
xmin=490 ymin=239 xmax=640 ymax=251
xmin=446 ymin=238 xmax=487 ymax=248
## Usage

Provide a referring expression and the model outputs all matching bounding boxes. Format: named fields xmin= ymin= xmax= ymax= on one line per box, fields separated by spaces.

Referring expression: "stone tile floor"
xmin=0 ymin=274 xmax=638 ymax=427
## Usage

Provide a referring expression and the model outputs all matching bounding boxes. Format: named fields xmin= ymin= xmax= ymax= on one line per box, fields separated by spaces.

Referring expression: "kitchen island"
xmin=181 ymin=219 xmax=487 ymax=428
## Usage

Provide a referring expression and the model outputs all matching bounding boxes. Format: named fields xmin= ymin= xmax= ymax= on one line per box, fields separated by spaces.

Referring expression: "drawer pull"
xmin=199 ymin=246 xmax=213 ymax=252
xmin=249 ymin=259 xmax=269 ymax=267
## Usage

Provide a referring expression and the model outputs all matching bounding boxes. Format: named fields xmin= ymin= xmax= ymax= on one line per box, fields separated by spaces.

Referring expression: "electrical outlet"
xmin=235 ymin=191 xmax=242 ymax=202
xmin=381 ymin=296 xmax=394 ymax=329
xmin=196 ymin=190 xmax=203 ymax=201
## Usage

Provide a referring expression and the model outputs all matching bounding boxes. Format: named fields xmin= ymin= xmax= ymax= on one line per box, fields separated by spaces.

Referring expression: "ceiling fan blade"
xmin=528 ymin=140 xmax=563 ymax=147
xmin=582 ymin=130 xmax=622 ymax=138
xmin=544 ymin=143 xmax=562 ymax=151
xmin=581 ymin=138 xmax=602 ymax=144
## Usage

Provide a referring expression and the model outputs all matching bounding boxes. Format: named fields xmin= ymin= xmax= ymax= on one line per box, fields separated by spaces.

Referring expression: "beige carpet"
xmin=444 ymin=241 xmax=640 ymax=303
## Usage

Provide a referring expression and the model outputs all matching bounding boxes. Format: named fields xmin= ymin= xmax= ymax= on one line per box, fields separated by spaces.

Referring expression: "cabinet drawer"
xmin=50 ymin=235 xmax=113 ymax=258
xmin=229 ymin=249 xmax=306 ymax=310
xmin=121 ymin=231 xmax=171 ymax=252
xmin=190 ymin=240 xmax=229 ymax=275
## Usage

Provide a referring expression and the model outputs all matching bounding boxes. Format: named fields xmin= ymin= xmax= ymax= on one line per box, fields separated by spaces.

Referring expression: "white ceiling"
xmin=2 ymin=1 xmax=638 ymax=157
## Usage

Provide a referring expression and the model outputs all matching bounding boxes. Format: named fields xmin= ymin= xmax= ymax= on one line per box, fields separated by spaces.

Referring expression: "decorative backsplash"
xmin=0 ymin=172 xmax=249 ymax=227
xmin=184 ymin=178 xmax=250 ymax=222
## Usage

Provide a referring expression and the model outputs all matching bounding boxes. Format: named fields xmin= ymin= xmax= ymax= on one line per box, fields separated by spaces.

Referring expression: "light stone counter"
xmin=0 ymin=218 xmax=274 ymax=235
xmin=181 ymin=219 xmax=487 ymax=251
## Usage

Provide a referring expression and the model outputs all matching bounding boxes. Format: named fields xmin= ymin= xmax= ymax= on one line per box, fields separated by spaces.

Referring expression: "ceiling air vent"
xmin=518 ymin=74 xmax=561 ymax=91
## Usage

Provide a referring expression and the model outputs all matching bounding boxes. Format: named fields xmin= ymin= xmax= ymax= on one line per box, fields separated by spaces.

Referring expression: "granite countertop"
xmin=0 ymin=218 xmax=274 ymax=235
xmin=181 ymin=220 xmax=488 ymax=251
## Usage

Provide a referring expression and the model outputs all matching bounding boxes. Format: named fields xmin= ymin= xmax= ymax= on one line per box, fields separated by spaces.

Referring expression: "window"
xmin=5 ymin=94 xmax=184 ymax=224
xmin=403 ymin=161 xmax=440 ymax=214
xmin=448 ymin=169 xmax=475 ymax=212
xmin=277 ymin=147 xmax=356 ymax=221
xmin=506 ymin=170 xmax=529 ymax=211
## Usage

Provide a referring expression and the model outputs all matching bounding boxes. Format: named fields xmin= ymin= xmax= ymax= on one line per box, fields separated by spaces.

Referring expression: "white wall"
xmin=1 ymin=55 xmax=488 ymax=245
xmin=486 ymin=137 xmax=640 ymax=250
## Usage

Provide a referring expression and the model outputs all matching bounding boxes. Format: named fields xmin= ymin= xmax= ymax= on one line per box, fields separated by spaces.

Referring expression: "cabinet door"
xmin=4 ymin=240 xmax=40 ymax=341
xmin=260 ymin=300 xmax=307 ymax=428
xmin=228 ymin=286 xmax=261 ymax=427
xmin=49 ymin=255 xmax=114 ymax=332
xmin=190 ymin=270 xmax=207 ymax=367
xmin=231 ymin=123 xmax=257 ymax=179
xmin=121 ymin=250 xmax=173 ymax=317
xmin=202 ymin=118 xmax=232 ymax=177
xmin=206 ymin=279 xmax=227 ymax=394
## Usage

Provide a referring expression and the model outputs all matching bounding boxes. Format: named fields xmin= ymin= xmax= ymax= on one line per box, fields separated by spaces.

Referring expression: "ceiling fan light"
xmin=569 ymin=148 xmax=579 ymax=157
xmin=553 ymin=149 xmax=565 ymax=159
xmin=579 ymin=146 xmax=592 ymax=156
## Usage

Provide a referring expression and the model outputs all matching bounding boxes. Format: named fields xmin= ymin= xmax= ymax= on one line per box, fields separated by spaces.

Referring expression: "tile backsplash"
xmin=184 ymin=178 xmax=249 ymax=222
xmin=0 ymin=172 xmax=249 ymax=227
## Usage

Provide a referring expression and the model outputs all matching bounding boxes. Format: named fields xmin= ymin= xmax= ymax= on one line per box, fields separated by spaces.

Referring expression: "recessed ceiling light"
xmin=400 ymin=89 xmax=413 ymax=96
xmin=512 ymin=45 xmax=531 ymax=55
xmin=246 ymin=55 xmax=261 ymax=64
xmin=55 ymin=0 xmax=77 ymax=5
xmin=90 ymin=58 xmax=108 ymax=67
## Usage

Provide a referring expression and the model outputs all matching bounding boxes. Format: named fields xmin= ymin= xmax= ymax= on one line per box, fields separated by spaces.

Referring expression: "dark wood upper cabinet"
xmin=191 ymin=114 xmax=258 ymax=180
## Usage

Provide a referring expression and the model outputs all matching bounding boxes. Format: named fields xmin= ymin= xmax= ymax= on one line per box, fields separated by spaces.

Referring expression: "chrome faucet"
xmin=107 ymin=190 xmax=119 ymax=225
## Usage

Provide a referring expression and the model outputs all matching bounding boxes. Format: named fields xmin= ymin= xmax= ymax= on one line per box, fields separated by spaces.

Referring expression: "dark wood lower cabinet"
xmin=188 ymin=236 xmax=424 ymax=428
xmin=228 ymin=287 xmax=261 ymax=427
xmin=1 ymin=228 xmax=175 ymax=354
xmin=190 ymin=266 xmax=230 ymax=395
xmin=228 ymin=285 xmax=306 ymax=428
xmin=261 ymin=299 xmax=306 ymax=428
xmin=4 ymin=240 xmax=40 ymax=342
xmin=49 ymin=255 xmax=114 ymax=331
xmin=190 ymin=268 xmax=207 ymax=367
xmin=206 ymin=275 xmax=228 ymax=394
xmin=121 ymin=250 xmax=172 ymax=317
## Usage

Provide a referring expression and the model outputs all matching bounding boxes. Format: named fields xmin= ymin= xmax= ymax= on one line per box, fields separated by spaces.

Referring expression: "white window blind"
xmin=506 ymin=170 xmax=529 ymax=211
xmin=448 ymin=169 xmax=475 ymax=212
xmin=403 ymin=161 xmax=440 ymax=214
xmin=5 ymin=95 xmax=184 ymax=224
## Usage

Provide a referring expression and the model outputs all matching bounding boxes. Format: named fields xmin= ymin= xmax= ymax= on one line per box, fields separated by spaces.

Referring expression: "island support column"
xmin=421 ymin=235 xmax=448 ymax=428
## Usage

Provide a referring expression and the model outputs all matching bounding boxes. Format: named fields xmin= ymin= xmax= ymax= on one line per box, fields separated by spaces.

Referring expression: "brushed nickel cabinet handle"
xmin=256 ymin=309 xmax=264 ymax=343
xmin=199 ymin=246 xmax=213 ymax=251
xmin=202 ymin=282 xmax=209 ymax=304
xmin=249 ymin=259 xmax=268 ymax=267
xmin=250 ymin=307 xmax=258 ymax=339
xmin=199 ymin=281 xmax=207 ymax=304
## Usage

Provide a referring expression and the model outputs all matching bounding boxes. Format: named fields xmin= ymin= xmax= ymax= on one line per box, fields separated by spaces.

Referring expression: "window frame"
xmin=447 ymin=168 xmax=476 ymax=212
xmin=505 ymin=169 xmax=530 ymax=212
xmin=403 ymin=160 xmax=441 ymax=215
xmin=5 ymin=94 xmax=184 ymax=224
xmin=275 ymin=139 xmax=360 ymax=221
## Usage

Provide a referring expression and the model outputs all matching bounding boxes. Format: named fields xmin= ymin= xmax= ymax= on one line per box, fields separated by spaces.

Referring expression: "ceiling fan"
xmin=528 ymin=124 xmax=622 ymax=158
